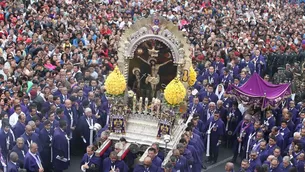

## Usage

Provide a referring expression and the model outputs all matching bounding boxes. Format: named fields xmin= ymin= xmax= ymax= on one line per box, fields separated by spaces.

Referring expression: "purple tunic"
xmin=52 ymin=128 xmax=70 ymax=171
xmin=102 ymin=158 xmax=128 ymax=172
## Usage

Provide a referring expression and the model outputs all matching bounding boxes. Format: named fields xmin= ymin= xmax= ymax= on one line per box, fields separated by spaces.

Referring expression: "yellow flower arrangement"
xmin=105 ymin=66 xmax=126 ymax=96
xmin=164 ymin=77 xmax=186 ymax=106
xmin=188 ymin=66 xmax=197 ymax=86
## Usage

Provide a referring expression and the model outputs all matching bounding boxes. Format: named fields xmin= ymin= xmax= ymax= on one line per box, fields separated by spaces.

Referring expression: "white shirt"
xmin=9 ymin=113 xmax=20 ymax=128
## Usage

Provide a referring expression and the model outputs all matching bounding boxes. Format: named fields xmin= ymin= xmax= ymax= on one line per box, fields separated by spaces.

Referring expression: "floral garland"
xmin=164 ymin=77 xmax=186 ymax=106
xmin=188 ymin=66 xmax=197 ymax=86
xmin=104 ymin=66 xmax=126 ymax=96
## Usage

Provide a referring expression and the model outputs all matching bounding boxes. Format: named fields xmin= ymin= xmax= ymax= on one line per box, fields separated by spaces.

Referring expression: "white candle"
xmin=144 ymin=98 xmax=148 ymax=115
xmin=139 ymin=97 xmax=142 ymax=113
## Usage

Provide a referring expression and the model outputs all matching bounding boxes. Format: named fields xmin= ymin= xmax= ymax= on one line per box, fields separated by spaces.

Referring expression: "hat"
xmin=25 ymin=38 xmax=32 ymax=44
xmin=29 ymin=90 xmax=37 ymax=98
xmin=17 ymin=37 xmax=23 ymax=42
xmin=277 ymin=67 xmax=285 ymax=70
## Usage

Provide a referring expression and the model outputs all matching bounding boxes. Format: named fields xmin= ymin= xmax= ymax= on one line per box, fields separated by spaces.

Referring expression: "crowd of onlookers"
xmin=0 ymin=0 xmax=304 ymax=172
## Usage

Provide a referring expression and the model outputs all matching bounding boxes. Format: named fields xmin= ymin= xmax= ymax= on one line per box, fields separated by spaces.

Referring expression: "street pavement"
xmin=202 ymin=147 xmax=239 ymax=172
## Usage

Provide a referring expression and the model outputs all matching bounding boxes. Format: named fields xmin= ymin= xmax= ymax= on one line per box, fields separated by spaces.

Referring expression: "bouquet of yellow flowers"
xmin=105 ymin=66 xmax=126 ymax=96
xmin=188 ymin=66 xmax=197 ymax=86
xmin=164 ymin=77 xmax=186 ymax=106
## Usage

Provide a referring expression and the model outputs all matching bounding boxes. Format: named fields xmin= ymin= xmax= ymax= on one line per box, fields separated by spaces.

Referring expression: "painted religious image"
xmin=128 ymin=40 xmax=177 ymax=99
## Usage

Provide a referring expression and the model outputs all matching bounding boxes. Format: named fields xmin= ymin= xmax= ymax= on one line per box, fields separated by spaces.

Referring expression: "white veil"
xmin=215 ymin=84 xmax=225 ymax=100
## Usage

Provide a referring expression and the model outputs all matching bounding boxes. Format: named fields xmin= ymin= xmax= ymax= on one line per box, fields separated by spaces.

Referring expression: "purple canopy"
xmin=227 ymin=73 xmax=291 ymax=109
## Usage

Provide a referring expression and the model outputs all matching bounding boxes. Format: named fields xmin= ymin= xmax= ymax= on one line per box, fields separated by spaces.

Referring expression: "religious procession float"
xmin=96 ymin=15 xmax=197 ymax=165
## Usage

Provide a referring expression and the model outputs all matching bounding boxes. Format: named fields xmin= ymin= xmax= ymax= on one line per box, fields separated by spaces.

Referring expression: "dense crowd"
xmin=0 ymin=0 xmax=304 ymax=172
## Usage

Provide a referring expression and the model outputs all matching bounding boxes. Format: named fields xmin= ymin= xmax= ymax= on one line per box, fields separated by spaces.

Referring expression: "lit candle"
xmin=144 ymin=97 xmax=148 ymax=115
xmin=139 ymin=97 xmax=142 ymax=113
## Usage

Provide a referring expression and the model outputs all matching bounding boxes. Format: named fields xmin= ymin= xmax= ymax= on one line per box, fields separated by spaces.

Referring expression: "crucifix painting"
xmin=128 ymin=40 xmax=176 ymax=99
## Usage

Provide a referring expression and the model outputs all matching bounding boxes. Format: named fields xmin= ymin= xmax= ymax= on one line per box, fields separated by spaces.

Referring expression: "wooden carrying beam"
xmin=95 ymin=139 xmax=112 ymax=156
xmin=139 ymin=147 xmax=150 ymax=162
xmin=118 ymin=143 xmax=131 ymax=160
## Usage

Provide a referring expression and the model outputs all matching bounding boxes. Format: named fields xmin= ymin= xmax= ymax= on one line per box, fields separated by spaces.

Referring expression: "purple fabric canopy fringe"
xmin=227 ymin=73 xmax=291 ymax=109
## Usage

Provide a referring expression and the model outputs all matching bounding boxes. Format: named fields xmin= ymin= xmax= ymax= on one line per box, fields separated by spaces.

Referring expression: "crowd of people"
xmin=0 ymin=0 xmax=304 ymax=172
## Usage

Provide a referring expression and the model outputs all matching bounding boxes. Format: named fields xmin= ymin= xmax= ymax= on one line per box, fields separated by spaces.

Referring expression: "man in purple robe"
xmin=172 ymin=149 xmax=188 ymax=172
xmin=282 ymin=112 xmax=295 ymax=135
xmin=202 ymin=102 xmax=216 ymax=126
xmin=250 ymin=131 xmax=264 ymax=153
xmin=222 ymin=93 xmax=232 ymax=110
xmin=80 ymin=145 xmax=100 ymax=172
xmin=230 ymin=63 xmax=240 ymax=78
xmin=59 ymin=87 xmax=70 ymax=104
xmin=12 ymin=137 xmax=28 ymax=168
xmin=0 ymin=120 xmax=14 ymax=158
xmin=133 ymin=156 xmax=161 ymax=172
xmin=226 ymin=102 xmax=243 ymax=148
xmin=39 ymin=121 xmax=53 ymax=172
xmin=239 ymin=55 xmax=254 ymax=74
xmin=238 ymin=159 xmax=251 ymax=172
xmin=258 ymin=140 xmax=269 ymax=163
xmin=279 ymin=156 xmax=292 ymax=172
xmin=79 ymin=108 xmax=97 ymax=149
xmin=21 ymin=125 xmax=40 ymax=149
xmin=13 ymin=114 xmax=26 ymax=139
xmin=269 ymin=157 xmax=282 ymax=172
xmin=216 ymin=100 xmax=228 ymax=125
xmin=151 ymin=143 xmax=164 ymax=161
xmin=26 ymin=106 xmax=42 ymax=124
xmin=93 ymin=130 xmax=112 ymax=170
xmin=102 ymin=151 xmax=128 ymax=172
xmin=64 ymin=100 xmax=78 ymax=139
xmin=219 ymin=68 xmax=233 ymax=90
xmin=188 ymin=97 xmax=204 ymax=122
xmin=212 ymin=57 xmax=224 ymax=75
xmin=266 ymin=136 xmax=277 ymax=155
xmin=273 ymin=147 xmax=283 ymax=163
xmin=176 ymin=142 xmax=193 ymax=171
xmin=7 ymin=152 xmax=19 ymax=172
xmin=185 ymin=127 xmax=204 ymax=151
xmin=24 ymin=143 xmax=44 ymax=172
xmin=289 ymin=101 xmax=299 ymax=122
xmin=263 ymin=110 xmax=275 ymax=139
xmin=53 ymin=96 xmax=64 ymax=109
xmin=232 ymin=115 xmax=254 ymax=162
xmin=147 ymin=148 xmax=162 ymax=168
xmin=280 ymin=121 xmax=291 ymax=147
xmin=88 ymin=92 xmax=97 ymax=115
xmin=203 ymin=85 xmax=218 ymax=103
xmin=203 ymin=66 xmax=219 ymax=87
xmin=203 ymin=111 xmax=225 ymax=164
xmin=47 ymin=113 xmax=59 ymax=133
xmin=248 ymin=151 xmax=261 ymax=171
xmin=52 ymin=120 xmax=70 ymax=172
xmin=239 ymin=71 xmax=248 ymax=86
xmin=270 ymin=126 xmax=284 ymax=151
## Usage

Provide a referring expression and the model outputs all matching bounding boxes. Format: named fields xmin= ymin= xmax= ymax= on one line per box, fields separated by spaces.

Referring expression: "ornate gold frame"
xmin=117 ymin=15 xmax=192 ymax=86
